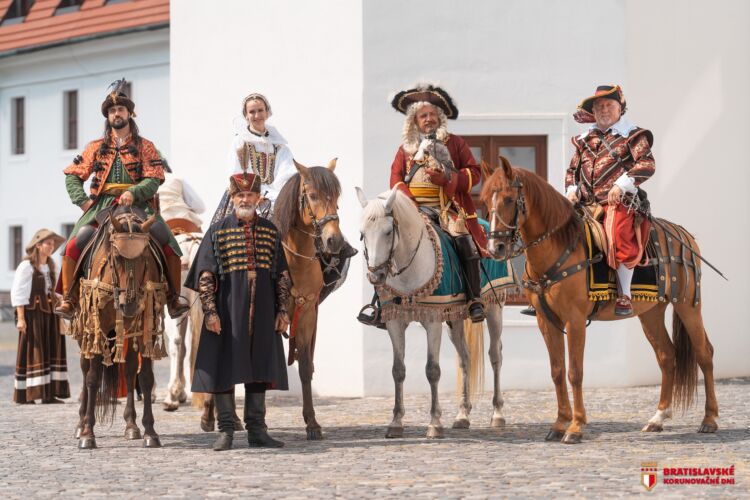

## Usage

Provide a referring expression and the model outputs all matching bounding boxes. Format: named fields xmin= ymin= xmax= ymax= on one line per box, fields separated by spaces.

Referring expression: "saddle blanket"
xmin=379 ymin=219 xmax=515 ymax=323
xmin=585 ymin=222 xmax=658 ymax=302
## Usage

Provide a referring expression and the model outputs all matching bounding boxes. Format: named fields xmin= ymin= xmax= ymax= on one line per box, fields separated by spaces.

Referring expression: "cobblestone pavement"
xmin=0 ymin=321 xmax=747 ymax=498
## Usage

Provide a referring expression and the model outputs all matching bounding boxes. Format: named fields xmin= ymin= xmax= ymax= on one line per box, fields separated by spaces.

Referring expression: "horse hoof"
xmin=162 ymin=402 xmax=179 ymax=412
xmin=642 ymin=422 xmax=663 ymax=432
xmin=178 ymin=393 xmax=188 ymax=404
xmin=490 ymin=417 xmax=506 ymax=429
xmin=78 ymin=436 xmax=97 ymax=449
xmin=562 ymin=432 xmax=583 ymax=444
xmin=545 ymin=430 xmax=565 ymax=442
xmin=200 ymin=420 xmax=215 ymax=433
xmin=698 ymin=423 xmax=718 ymax=434
xmin=124 ymin=427 xmax=142 ymax=440
xmin=74 ymin=426 xmax=82 ymax=439
xmin=452 ymin=418 xmax=470 ymax=429
xmin=306 ymin=428 xmax=324 ymax=441
xmin=143 ymin=436 xmax=162 ymax=448
xmin=426 ymin=425 xmax=445 ymax=439
xmin=233 ymin=421 xmax=245 ymax=432
xmin=385 ymin=426 xmax=404 ymax=439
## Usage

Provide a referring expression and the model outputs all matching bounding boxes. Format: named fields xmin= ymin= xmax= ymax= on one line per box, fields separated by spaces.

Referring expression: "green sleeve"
xmin=65 ymin=174 xmax=89 ymax=207
xmin=127 ymin=177 xmax=160 ymax=204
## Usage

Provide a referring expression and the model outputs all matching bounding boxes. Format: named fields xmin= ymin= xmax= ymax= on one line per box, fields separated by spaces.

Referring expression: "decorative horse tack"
xmin=481 ymin=164 xmax=720 ymax=443
xmin=68 ymin=208 xmax=168 ymax=449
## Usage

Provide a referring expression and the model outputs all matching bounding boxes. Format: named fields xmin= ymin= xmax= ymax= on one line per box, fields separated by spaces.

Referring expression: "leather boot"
xmin=230 ymin=392 xmax=245 ymax=431
xmin=244 ymin=392 xmax=284 ymax=448
xmin=165 ymin=253 xmax=190 ymax=318
xmin=455 ymin=235 xmax=485 ymax=323
xmin=55 ymin=255 xmax=78 ymax=320
xmin=212 ymin=392 xmax=234 ymax=451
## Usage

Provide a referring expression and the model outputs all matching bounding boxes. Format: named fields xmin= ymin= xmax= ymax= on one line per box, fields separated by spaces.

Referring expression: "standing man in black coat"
xmin=185 ymin=172 xmax=292 ymax=451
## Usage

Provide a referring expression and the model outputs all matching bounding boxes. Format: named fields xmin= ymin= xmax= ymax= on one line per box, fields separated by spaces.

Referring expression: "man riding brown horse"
xmin=56 ymin=79 xmax=189 ymax=320
xmin=566 ymin=84 xmax=655 ymax=317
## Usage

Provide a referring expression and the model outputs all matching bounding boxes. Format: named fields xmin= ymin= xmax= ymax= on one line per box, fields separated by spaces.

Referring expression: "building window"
xmin=1 ymin=0 xmax=34 ymax=25
xmin=64 ymin=90 xmax=78 ymax=150
xmin=55 ymin=0 xmax=83 ymax=15
xmin=11 ymin=97 xmax=25 ymax=155
xmin=9 ymin=226 xmax=23 ymax=270
xmin=465 ymin=135 xmax=548 ymax=305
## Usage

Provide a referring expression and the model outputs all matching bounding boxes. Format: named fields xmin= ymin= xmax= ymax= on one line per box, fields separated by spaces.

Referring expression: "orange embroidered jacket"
xmin=63 ymin=135 xmax=165 ymax=197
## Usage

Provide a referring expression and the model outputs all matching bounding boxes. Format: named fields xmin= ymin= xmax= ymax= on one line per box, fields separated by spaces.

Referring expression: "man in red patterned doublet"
xmin=566 ymin=85 xmax=656 ymax=316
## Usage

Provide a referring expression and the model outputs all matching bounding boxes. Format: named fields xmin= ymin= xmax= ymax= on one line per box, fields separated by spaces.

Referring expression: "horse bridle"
xmin=298 ymin=183 xmax=343 ymax=282
xmin=362 ymin=212 xmax=424 ymax=278
xmin=488 ymin=177 xmax=568 ymax=258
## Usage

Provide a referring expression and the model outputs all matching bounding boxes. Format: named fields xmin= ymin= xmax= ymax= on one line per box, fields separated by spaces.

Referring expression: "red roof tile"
xmin=0 ymin=0 xmax=169 ymax=54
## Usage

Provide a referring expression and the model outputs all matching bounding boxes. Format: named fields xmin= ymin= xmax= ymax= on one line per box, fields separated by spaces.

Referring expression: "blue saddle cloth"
xmin=379 ymin=218 xmax=515 ymax=322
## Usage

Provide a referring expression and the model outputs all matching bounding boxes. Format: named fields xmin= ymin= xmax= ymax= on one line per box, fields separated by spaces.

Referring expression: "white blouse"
xmin=228 ymin=122 xmax=296 ymax=205
xmin=11 ymin=261 xmax=52 ymax=307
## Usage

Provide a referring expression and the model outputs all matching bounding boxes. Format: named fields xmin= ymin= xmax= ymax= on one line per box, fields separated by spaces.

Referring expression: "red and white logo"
xmin=641 ymin=463 xmax=658 ymax=491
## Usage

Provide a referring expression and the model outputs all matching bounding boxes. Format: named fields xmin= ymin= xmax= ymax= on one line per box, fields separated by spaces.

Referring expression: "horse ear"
xmin=294 ymin=159 xmax=309 ymax=177
xmin=355 ymin=187 xmax=368 ymax=208
xmin=499 ymin=156 xmax=514 ymax=180
xmin=325 ymin=158 xmax=338 ymax=171
xmin=384 ymin=187 xmax=399 ymax=215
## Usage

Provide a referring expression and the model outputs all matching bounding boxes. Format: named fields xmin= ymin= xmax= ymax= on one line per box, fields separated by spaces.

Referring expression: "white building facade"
xmin=170 ymin=0 xmax=749 ymax=397
xmin=0 ymin=28 xmax=170 ymax=307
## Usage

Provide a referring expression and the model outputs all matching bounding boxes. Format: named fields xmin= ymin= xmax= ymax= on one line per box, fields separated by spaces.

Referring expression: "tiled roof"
xmin=0 ymin=0 xmax=168 ymax=54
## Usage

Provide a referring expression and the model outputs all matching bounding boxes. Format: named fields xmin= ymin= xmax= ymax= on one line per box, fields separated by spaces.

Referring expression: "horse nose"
xmin=368 ymin=269 xmax=385 ymax=285
xmin=325 ymin=234 xmax=343 ymax=254
xmin=493 ymin=242 xmax=506 ymax=259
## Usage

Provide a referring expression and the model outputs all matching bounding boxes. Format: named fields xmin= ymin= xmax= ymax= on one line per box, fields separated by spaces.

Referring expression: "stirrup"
xmin=357 ymin=292 xmax=386 ymax=329
xmin=520 ymin=305 xmax=537 ymax=317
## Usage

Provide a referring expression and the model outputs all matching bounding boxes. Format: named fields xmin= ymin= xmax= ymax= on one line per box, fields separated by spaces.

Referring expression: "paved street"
xmin=0 ymin=320 xmax=747 ymax=498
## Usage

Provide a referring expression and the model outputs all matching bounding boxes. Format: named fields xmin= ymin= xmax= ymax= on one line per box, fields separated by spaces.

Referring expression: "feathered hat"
xmin=101 ymin=78 xmax=136 ymax=117
xmin=573 ymin=84 xmax=626 ymax=124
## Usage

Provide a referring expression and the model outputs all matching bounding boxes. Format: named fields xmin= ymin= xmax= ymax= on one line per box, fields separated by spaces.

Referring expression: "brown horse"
xmin=481 ymin=162 xmax=718 ymax=444
xmin=273 ymin=159 xmax=345 ymax=440
xmin=69 ymin=208 xmax=169 ymax=449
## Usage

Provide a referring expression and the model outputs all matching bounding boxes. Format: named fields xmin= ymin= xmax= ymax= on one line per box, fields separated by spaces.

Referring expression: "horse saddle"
xmin=578 ymin=204 xmax=608 ymax=259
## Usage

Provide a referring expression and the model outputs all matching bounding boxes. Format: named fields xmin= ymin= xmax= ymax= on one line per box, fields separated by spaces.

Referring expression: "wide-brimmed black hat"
xmin=391 ymin=83 xmax=459 ymax=119
xmin=101 ymin=78 xmax=136 ymax=117
xmin=577 ymin=84 xmax=627 ymax=114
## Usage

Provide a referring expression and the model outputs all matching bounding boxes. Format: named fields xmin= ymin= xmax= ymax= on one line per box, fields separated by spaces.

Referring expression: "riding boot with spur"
xmin=212 ymin=392 xmax=234 ymax=451
xmin=165 ymin=253 xmax=190 ymax=318
xmin=456 ymin=235 xmax=485 ymax=323
xmin=244 ymin=388 xmax=284 ymax=448
xmin=54 ymin=255 xmax=78 ymax=320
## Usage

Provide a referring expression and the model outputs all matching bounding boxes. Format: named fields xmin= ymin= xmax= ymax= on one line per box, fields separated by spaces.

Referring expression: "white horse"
xmin=356 ymin=187 xmax=506 ymax=438
xmin=162 ymin=232 xmax=203 ymax=411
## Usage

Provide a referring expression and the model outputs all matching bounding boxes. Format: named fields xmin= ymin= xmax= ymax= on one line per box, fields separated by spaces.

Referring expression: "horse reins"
xmin=363 ymin=214 xmax=425 ymax=278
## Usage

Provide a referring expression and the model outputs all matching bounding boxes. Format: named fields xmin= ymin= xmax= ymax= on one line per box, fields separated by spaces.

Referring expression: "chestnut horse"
xmin=273 ymin=159 xmax=346 ymax=440
xmin=481 ymin=162 xmax=718 ymax=444
xmin=69 ymin=208 xmax=169 ymax=449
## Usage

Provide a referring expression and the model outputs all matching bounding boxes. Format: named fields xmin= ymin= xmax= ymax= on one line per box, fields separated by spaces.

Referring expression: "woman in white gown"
xmin=211 ymin=93 xmax=295 ymax=223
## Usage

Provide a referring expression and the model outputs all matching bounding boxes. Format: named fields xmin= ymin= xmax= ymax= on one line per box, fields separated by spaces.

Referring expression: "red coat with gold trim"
xmin=390 ymin=134 xmax=489 ymax=256
xmin=63 ymin=135 xmax=165 ymax=196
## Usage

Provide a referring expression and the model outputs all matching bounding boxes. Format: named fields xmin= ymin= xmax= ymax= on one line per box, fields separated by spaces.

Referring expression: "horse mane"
xmin=483 ymin=167 xmax=582 ymax=250
xmin=273 ymin=166 xmax=341 ymax=240
xmin=361 ymin=189 xmax=422 ymax=232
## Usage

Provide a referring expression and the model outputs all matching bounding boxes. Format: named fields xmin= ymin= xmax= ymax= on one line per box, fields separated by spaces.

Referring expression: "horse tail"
xmin=672 ymin=311 xmax=698 ymax=412
xmin=96 ymin=359 xmax=120 ymax=424
xmin=464 ymin=318 xmax=485 ymax=398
